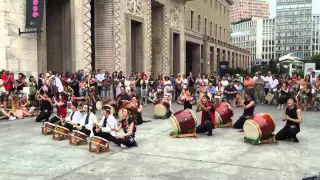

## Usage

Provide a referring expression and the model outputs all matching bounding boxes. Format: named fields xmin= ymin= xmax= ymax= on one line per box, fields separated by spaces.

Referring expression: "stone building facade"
xmin=184 ymin=0 xmax=251 ymax=75
xmin=0 ymin=0 xmax=250 ymax=77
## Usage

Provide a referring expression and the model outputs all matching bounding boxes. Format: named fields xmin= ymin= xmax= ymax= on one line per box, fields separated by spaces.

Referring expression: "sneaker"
xmin=207 ymin=132 xmax=213 ymax=136
xmin=120 ymin=144 xmax=128 ymax=148
xmin=9 ymin=116 xmax=16 ymax=121
xmin=293 ymin=137 xmax=299 ymax=143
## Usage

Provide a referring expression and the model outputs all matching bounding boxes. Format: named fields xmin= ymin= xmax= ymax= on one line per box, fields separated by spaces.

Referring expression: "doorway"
xmin=131 ymin=20 xmax=143 ymax=73
xmin=46 ymin=0 xmax=71 ymax=72
xmin=172 ymin=33 xmax=180 ymax=75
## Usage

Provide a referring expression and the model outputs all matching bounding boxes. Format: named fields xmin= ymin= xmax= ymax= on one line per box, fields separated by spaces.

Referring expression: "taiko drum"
xmin=215 ymin=103 xmax=233 ymax=126
xmin=118 ymin=102 xmax=138 ymax=120
xmin=243 ymin=113 xmax=276 ymax=140
xmin=170 ymin=109 xmax=197 ymax=134
xmin=102 ymin=99 xmax=118 ymax=116
xmin=154 ymin=98 xmax=170 ymax=117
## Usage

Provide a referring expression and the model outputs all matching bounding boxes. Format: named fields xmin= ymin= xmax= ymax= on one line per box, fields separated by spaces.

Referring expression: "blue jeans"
xmin=102 ymin=90 xmax=109 ymax=99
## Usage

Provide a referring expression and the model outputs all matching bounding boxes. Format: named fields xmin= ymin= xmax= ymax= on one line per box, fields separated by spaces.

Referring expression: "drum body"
xmin=73 ymin=130 xmax=88 ymax=140
xmin=118 ymin=102 xmax=138 ymax=120
xmin=170 ymin=109 xmax=197 ymax=134
xmin=91 ymin=136 xmax=108 ymax=147
xmin=244 ymin=113 xmax=276 ymax=140
xmin=215 ymin=103 xmax=233 ymax=126
xmin=102 ymin=100 xmax=118 ymax=115
xmin=44 ymin=122 xmax=56 ymax=131
xmin=54 ymin=126 xmax=70 ymax=136
xmin=154 ymin=98 xmax=170 ymax=117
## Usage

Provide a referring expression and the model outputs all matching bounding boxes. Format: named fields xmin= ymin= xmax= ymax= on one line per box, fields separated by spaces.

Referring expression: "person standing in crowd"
xmin=140 ymin=75 xmax=148 ymax=105
xmin=169 ymin=74 xmax=176 ymax=101
xmin=183 ymin=88 xmax=193 ymax=110
xmin=134 ymin=73 xmax=142 ymax=100
xmin=188 ymin=72 xmax=195 ymax=93
xmin=95 ymin=69 xmax=105 ymax=97
xmin=254 ymin=73 xmax=265 ymax=104
xmin=223 ymin=81 xmax=238 ymax=107
xmin=243 ymin=74 xmax=254 ymax=95
xmin=278 ymin=82 xmax=289 ymax=110
xmin=264 ymin=71 xmax=273 ymax=104
xmin=275 ymin=97 xmax=302 ymax=142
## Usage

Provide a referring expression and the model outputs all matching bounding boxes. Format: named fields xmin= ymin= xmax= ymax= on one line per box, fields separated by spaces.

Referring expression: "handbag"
xmin=265 ymin=92 xmax=274 ymax=103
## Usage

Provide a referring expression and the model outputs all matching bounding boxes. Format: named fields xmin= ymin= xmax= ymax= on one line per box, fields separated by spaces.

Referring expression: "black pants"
xmin=92 ymin=127 xmax=137 ymax=147
xmin=36 ymin=111 xmax=51 ymax=122
xmin=275 ymin=126 xmax=300 ymax=140
xmin=196 ymin=120 xmax=213 ymax=134
xmin=264 ymin=88 xmax=269 ymax=103
xmin=233 ymin=115 xmax=252 ymax=129
xmin=49 ymin=116 xmax=74 ymax=132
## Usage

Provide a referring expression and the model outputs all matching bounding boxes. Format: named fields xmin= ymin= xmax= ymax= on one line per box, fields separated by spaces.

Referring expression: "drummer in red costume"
xmin=196 ymin=95 xmax=215 ymax=136
xmin=233 ymin=91 xmax=255 ymax=130
xmin=275 ymin=97 xmax=302 ymax=142
xmin=48 ymin=93 xmax=67 ymax=122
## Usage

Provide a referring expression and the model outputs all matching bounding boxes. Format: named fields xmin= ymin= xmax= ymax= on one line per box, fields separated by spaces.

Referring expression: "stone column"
xmin=193 ymin=44 xmax=201 ymax=75
xmin=37 ymin=0 xmax=47 ymax=74
xmin=0 ymin=0 xmax=6 ymax=69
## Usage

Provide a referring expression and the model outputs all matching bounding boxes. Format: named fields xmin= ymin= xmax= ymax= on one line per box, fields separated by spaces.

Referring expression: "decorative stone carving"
xmin=83 ymin=0 xmax=92 ymax=72
xmin=163 ymin=5 xmax=169 ymax=74
xmin=127 ymin=0 xmax=143 ymax=16
xmin=170 ymin=4 xmax=180 ymax=30
xmin=115 ymin=0 xmax=121 ymax=71
xmin=147 ymin=0 xmax=152 ymax=75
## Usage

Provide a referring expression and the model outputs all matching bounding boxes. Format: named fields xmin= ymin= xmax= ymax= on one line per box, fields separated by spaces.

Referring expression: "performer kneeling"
xmin=92 ymin=106 xmax=118 ymax=138
xmin=96 ymin=108 xmax=137 ymax=148
xmin=49 ymin=101 xmax=82 ymax=132
xmin=196 ymin=95 xmax=216 ymax=136
xmin=275 ymin=97 xmax=302 ymax=142
xmin=35 ymin=91 xmax=52 ymax=122
xmin=233 ymin=91 xmax=255 ymax=130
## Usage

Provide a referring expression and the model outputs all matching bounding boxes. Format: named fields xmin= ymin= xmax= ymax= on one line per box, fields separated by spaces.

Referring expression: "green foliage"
xmin=311 ymin=53 xmax=320 ymax=61
xmin=228 ymin=68 xmax=247 ymax=76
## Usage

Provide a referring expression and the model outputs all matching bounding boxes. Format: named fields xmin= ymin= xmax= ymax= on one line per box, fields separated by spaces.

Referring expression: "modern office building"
xmin=0 ymin=0 xmax=250 ymax=76
xmin=230 ymin=0 xmax=269 ymax=23
xmin=312 ymin=14 xmax=320 ymax=56
xmin=275 ymin=0 xmax=312 ymax=60
xmin=231 ymin=17 xmax=276 ymax=64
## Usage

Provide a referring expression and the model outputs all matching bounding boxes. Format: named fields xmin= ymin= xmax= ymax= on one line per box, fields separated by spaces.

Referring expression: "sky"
xmin=268 ymin=0 xmax=320 ymax=18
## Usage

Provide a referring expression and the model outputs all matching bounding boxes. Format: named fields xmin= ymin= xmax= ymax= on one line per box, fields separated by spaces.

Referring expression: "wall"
xmin=1 ymin=0 xmax=38 ymax=77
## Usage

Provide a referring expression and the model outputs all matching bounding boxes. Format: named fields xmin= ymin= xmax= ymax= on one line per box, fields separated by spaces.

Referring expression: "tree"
xmin=311 ymin=53 xmax=320 ymax=62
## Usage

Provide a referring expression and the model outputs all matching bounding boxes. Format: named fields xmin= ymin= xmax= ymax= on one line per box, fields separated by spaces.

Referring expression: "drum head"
xmin=96 ymin=101 xmax=102 ymax=110
xmin=170 ymin=116 xmax=180 ymax=134
xmin=244 ymin=120 xmax=262 ymax=140
xmin=215 ymin=112 xmax=222 ymax=126
xmin=102 ymin=105 xmax=115 ymax=115
xmin=188 ymin=109 xmax=198 ymax=125
xmin=154 ymin=104 xmax=167 ymax=117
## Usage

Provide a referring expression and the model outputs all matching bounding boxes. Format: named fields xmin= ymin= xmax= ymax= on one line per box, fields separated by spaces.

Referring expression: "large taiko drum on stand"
xmin=118 ymin=102 xmax=138 ymax=120
xmin=170 ymin=109 xmax=197 ymax=134
xmin=154 ymin=98 xmax=170 ymax=117
xmin=215 ymin=103 xmax=233 ymax=126
xmin=102 ymin=99 xmax=118 ymax=116
xmin=244 ymin=113 xmax=276 ymax=140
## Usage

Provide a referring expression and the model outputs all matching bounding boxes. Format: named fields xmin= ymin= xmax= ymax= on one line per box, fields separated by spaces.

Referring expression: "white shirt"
xmin=221 ymin=80 xmax=229 ymax=87
xmin=95 ymin=74 xmax=105 ymax=86
xmin=270 ymin=79 xmax=279 ymax=91
xmin=55 ymin=77 xmax=63 ymax=93
xmin=80 ymin=112 xmax=97 ymax=137
xmin=263 ymin=75 xmax=273 ymax=89
xmin=66 ymin=110 xmax=82 ymax=124
xmin=99 ymin=114 xmax=118 ymax=136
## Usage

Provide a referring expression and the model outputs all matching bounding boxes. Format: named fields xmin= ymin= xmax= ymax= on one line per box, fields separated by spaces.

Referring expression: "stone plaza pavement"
xmin=0 ymin=103 xmax=319 ymax=180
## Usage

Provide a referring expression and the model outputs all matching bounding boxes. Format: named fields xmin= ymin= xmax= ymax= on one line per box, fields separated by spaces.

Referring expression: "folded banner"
xmin=25 ymin=0 xmax=44 ymax=29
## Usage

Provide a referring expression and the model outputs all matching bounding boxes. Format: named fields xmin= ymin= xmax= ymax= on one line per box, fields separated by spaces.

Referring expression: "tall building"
xmin=0 ymin=0 xmax=250 ymax=76
xmin=231 ymin=0 xmax=270 ymax=23
xmin=184 ymin=0 xmax=251 ymax=73
xmin=312 ymin=14 xmax=320 ymax=56
xmin=275 ymin=0 xmax=312 ymax=60
xmin=231 ymin=17 xmax=276 ymax=64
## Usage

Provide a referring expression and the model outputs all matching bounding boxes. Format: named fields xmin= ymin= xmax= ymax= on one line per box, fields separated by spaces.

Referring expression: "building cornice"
xmin=225 ymin=0 xmax=234 ymax=6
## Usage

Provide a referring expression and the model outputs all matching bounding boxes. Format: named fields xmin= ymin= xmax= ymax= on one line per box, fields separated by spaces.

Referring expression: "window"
xmin=205 ymin=18 xmax=207 ymax=35
xmin=224 ymin=29 xmax=225 ymax=41
xmin=220 ymin=26 xmax=222 ymax=39
xmin=198 ymin=14 xmax=201 ymax=32
xmin=191 ymin=10 xmax=194 ymax=29
xmin=224 ymin=7 xmax=226 ymax=16
xmin=215 ymin=24 xmax=218 ymax=37
xmin=215 ymin=0 xmax=217 ymax=9
xmin=210 ymin=21 xmax=213 ymax=36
